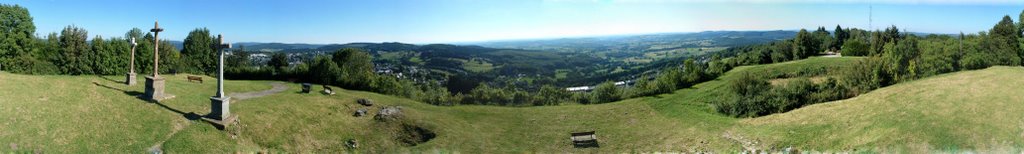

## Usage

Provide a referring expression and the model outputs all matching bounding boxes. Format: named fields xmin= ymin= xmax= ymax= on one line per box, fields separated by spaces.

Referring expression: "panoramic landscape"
xmin=2 ymin=0 xmax=1024 ymax=153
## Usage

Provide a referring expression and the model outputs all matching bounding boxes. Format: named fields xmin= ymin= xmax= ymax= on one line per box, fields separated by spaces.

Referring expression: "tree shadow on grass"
xmin=91 ymin=81 xmax=144 ymax=98
xmin=92 ymin=81 xmax=129 ymax=93
xmin=91 ymin=81 xmax=201 ymax=120
xmin=97 ymin=75 xmax=122 ymax=83
xmin=152 ymin=101 xmax=203 ymax=120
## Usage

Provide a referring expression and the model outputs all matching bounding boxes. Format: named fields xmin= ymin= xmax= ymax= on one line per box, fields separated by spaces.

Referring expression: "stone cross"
xmin=144 ymin=20 xmax=173 ymax=101
xmin=129 ymin=37 xmax=137 ymax=74
xmin=125 ymin=37 xmax=139 ymax=85
xmin=208 ymin=34 xmax=234 ymax=123
xmin=213 ymin=34 xmax=231 ymax=98
xmin=150 ymin=21 xmax=164 ymax=77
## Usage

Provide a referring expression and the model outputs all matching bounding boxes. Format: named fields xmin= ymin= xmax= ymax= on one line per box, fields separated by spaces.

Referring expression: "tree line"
xmin=718 ymin=12 xmax=1024 ymax=117
xmin=0 ymin=4 xmax=247 ymax=76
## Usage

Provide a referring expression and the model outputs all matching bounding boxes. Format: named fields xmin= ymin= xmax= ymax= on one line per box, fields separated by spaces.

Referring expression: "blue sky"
xmin=3 ymin=0 xmax=1023 ymax=44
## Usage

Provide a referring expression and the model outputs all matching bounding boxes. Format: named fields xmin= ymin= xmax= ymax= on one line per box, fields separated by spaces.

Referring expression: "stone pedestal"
xmin=145 ymin=76 xmax=174 ymax=101
xmin=126 ymin=73 xmax=137 ymax=85
xmin=209 ymin=96 xmax=231 ymax=120
xmin=205 ymin=96 xmax=236 ymax=130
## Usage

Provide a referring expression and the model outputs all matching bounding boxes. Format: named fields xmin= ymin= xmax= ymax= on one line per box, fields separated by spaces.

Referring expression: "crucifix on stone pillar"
xmin=144 ymin=20 xmax=173 ymax=101
xmin=150 ymin=21 xmax=163 ymax=77
xmin=213 ymin=34 xmax=231 ymax=98
xmin=207 ymin=34 xmax=236 ymax=129
xmin=125 ymin=37 xmax=138 ymax=85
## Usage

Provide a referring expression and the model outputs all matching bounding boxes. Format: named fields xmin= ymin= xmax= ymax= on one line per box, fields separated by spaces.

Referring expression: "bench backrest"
xmin=570 ymin=131 xmax=595 ymax=136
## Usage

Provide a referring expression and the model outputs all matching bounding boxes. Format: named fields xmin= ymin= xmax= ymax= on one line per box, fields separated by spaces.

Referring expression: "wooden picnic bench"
xmin=301 ymin=83 xmax=312 ymax=93
xmin=570 ymin=131 xmax=599 ymax=148
xmin=323 ymin=84 xmax=335 ymax=95
xmin=187 ymin=75 xmax=203 ymax=83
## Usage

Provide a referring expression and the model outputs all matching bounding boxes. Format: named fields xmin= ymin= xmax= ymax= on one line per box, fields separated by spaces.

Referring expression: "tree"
xmin=681 ymin=58 xmax=704 ymax=86
xmin=590 ymin=81 xmax=621 ymax=104
xmin=917 ymin=37 xmax=957 ymax=77
xmin=840 ymin=39 xmax=869 ymax=56
xmin=182 ymin=28 xmax=215 ymax=74
xmin=882 ymin=35 xmax=920 ymax=82
xmin=332 ymin=48 xmax=375 ymax=90
xmin=839 ymin=57 xmax=886 ymax=96
xmin=309 ymin=55 xmax=340 ymax=85
xmin=268 ymin=52 xmax=289 ymax=71
xmin=961 ymin=33 xmax=990 ymax=70
xmin=0 ymin=4 xmax=36 ymax=72
xmin=133 ymin=31 xmax=155 ymax=75
xmin=19 ymin=32 xmax=59 ymax=74
xmin=106 ymin=37 xmax=130 ymax=75
xmin=986 ymin=15 xmax=1021 ymax=66
xmin=158 ymin=40 xmax=181 ymax=74
xmin=90 ymin=36 xmax=117 ymax=75
xmin=652 ymin=68 xmax=679 ymax=94
xmin=792 ymin=29 xmax=818 ymax=59
xmin=57 ymin=25 xmax=92 ymax=75
xmin=815 ymin=26 xmax=833 ymax=52
xmin=536 ymin=85 xmax=567 ymax=105
xmin=1020 ymin=10 xmax=1024 ymax=65
xmin=706 ymin=54 xmax=727 ymax=76
xmin=834 ymin=25 xmax=849 ymax=50
xmin=227 ymin=45 xmax=251 ymax=68
xmin=721 ymin=71 xmax=771 ymax=117
xmin=1015 ymin=10 xmax=1024 ymax=65
xmin=870 ymin=26 xmax=902 ymax=56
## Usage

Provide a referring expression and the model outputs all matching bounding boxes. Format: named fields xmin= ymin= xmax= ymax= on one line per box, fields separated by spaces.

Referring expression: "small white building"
xmin=565 ymin=86 xmax=593 ymax=92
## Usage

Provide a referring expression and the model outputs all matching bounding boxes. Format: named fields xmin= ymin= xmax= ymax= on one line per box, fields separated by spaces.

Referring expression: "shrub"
xmin=840 ymin=39 xmax=869 ymax=56
xmin=589 ymin=81 xmax=621 ymax=104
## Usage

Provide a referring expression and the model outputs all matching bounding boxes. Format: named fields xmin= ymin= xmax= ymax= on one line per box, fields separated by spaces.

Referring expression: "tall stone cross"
xmin=150 ymin=21 xmax=164 ymax=77
xmin=130 ymin=37 xmax=137 ymax=74
xmin=125 ymin=37 xmax=138 ymax=85
xmin=209 ymin=34 xmax=234 ymax=123
xmin=144 ymin=20 xmax=173 ymax=101
xmin=213 ymin=34 xmax=231 ymax=98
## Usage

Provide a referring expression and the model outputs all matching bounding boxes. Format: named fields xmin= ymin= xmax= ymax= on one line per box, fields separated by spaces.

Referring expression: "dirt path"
xmin=229 ymin=82 xmax=289 ymax=100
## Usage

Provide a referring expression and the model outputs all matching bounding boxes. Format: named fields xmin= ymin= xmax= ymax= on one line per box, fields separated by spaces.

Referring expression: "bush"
xmin=808 ymin=77 xmax=846 ymax=103
xmin=589 ymin=81 xmax=621 ymax=104
xmin=838 ymin=57 xmax=886 ymax=96
xmin=717 ymin=72 xmax=772 ymax=117
xmin=840 ymin=39 xmax=869 ymax=56
xmin=768 ymin=78 xmax=814 ymax=112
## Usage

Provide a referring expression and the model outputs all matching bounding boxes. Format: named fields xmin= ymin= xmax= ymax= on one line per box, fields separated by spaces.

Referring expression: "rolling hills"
xmin=2 ymin=58 xmax=1023 ymax=153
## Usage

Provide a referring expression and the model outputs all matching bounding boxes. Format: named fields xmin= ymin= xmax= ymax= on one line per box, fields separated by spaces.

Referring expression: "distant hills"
xmin=469 ymin=30 xmax=797 ymax=52
xmin=234 ymin=42 xmax=326 ymax=52
xmin=219 ymin=30 xmax=796 ymax=53
xmin=214 ymin=30 xmax=803 ymax=89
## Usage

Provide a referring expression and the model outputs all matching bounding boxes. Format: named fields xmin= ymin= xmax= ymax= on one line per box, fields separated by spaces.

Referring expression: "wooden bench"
xmin=301 ymin=83 xmax=312 ymax=93
xmin=570 ymin=131 xmax=599 ymax=148
xmin=187 ymin=76 xmax=203 ymax=83
xmin=322 ymin=85 xmax=335 ymax=95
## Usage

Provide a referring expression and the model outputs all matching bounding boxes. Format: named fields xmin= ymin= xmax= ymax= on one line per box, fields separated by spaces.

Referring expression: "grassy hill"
xmin=3 ymin=58 xmax=1024 ymax=153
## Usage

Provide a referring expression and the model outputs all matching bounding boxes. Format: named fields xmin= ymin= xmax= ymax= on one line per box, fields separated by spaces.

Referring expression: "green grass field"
xmin=3 ymin=57 xmax=1024 ymax=153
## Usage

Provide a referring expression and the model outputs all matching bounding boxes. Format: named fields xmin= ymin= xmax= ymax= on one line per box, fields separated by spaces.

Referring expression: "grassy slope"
xmin=0 ymin=73 xmax=271 ymax=153
xmin=3 ymin=57 xmax=1023 ymax=153
xmin=737 ymin=66 xmax=1024 ymax=152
